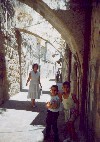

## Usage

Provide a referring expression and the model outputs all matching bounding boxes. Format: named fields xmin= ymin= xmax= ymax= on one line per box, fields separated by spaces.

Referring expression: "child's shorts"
xmin=64 ymin=109 xmax=78 ymax=122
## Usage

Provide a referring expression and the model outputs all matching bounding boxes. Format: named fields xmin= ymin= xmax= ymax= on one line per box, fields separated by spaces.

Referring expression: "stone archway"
xmin=17 ymin=0 xmax=83 ymax=71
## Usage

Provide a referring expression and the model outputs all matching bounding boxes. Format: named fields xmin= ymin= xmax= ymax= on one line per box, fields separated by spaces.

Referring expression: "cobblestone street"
xmin=0 ymin=78 xmax=85 ymax=142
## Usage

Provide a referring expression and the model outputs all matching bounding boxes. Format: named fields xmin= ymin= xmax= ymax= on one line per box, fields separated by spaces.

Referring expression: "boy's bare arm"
xmin=38 ymin=76 xmax=42 ymax=88
xmin=58 ymin=92 xmax=62 ymax=102
xmin=46 ymin=102 xmax=58 ymax=109
xmin=26 ymin=73 xmax=31 ymax=86
xmin=46 ymin=102 xmax=51 ymax=108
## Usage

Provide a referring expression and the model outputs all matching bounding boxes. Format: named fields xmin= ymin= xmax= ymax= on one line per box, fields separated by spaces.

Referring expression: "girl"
xmin=26 ymin=63 xmax=42 ymax=107
xmin=44 ymin=85 xmax=60 ymax=142
xmin=62 ymin=81 xmax=79 ymax=142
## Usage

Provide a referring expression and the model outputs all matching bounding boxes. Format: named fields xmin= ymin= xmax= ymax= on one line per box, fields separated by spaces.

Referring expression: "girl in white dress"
xmin=26 ymin=63 xmax=42 ymax=107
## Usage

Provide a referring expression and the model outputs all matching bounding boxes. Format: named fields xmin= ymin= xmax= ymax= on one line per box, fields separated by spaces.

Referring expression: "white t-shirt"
xmin=47 ymin=95 xmax=60 ymax=112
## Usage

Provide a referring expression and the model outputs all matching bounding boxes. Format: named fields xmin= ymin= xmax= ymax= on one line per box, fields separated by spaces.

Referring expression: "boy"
xmin=62 ymin=81 xmax=79 ymax=142
xmin=44 ymin=85 xmax=60 ymax=142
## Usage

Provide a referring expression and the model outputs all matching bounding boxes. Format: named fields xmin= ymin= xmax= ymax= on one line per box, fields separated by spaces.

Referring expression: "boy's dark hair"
xmin=51 ymin=85 xmax=58 ymax=92
xmin=63 ymin=81 xmax=70 ymax=88
xmin=32 ymin=63 xmax=38 ymax=69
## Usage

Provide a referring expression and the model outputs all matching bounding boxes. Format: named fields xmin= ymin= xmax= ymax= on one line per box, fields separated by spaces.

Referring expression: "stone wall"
xmin=5 ymin=29 xmax=21 ymax=96
xmin=0 ymin=31 xmax=9 ymax=105
xmin=87 ymin=2 xmax=100 ymax=141
xmin=55 ymin=8 xmax=85 ymax=58
xmin=0 ymin=0 xmax=39 ymax=105
xmin=0 ymin=0 xmax=28 ymax=104
xmin=0 ymin=31 xmax=20 ymax=104
xmin=0 ymin=0 xmax=20 ymax=104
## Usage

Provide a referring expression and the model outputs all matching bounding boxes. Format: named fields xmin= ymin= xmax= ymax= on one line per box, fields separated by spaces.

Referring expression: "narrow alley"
xmin=0 ymin=0 xmax=100 ymax=142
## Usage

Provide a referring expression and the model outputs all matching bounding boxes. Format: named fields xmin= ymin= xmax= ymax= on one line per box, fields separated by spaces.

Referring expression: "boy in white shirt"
xmin=44 ymin=85 xmax=60 ymax=142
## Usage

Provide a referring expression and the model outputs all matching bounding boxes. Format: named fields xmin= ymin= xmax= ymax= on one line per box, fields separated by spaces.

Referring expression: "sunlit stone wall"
xmin=0 ymin=0 xmax=19 ymax=104
xmin=0 ymin=0 xmax=34 ymax=104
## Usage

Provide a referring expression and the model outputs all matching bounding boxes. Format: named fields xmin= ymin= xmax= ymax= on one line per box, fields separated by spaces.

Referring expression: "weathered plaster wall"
xmin=88 ymin=2 xmax=100 ymax=141
xmin=55 ymin=8 xmax=85 ymax=58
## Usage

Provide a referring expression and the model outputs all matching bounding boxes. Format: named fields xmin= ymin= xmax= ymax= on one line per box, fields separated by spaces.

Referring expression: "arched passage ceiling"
xmin=18 ymin=28 xmax=62 ymax=54
xmin=17 ymin=0 xmax=83 ymax=67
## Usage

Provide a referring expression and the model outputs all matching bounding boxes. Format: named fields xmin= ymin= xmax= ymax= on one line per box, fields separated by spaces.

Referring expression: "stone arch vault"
xmin=17 ymin=0 xmax=83 ymax=70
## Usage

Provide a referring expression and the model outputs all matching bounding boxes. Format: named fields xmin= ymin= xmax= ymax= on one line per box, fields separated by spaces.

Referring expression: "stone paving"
xmin=0 ymin=78 xmax=85 ymax=142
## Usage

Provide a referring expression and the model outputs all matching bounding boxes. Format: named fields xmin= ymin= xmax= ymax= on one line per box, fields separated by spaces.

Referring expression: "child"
xmin=44 ymin=85 xmax=60 ymax=142
xmin=62 ymin=81 xmax=79 ymax=142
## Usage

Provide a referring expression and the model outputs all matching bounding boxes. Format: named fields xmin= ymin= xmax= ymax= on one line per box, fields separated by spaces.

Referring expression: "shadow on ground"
xmin=0 ymin=100 xmax=46 ymax=112
xmin=0 ymin=89 xmax=66 ymax=142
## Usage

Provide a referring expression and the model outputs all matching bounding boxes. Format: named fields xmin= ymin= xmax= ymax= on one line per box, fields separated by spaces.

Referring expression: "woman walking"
xmin=26 ymin=63 xmax=42 ymax=107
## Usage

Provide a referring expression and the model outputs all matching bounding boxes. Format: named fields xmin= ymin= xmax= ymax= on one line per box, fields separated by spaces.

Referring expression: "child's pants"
xmin=45 ymin=110 xmax=59 ymax=140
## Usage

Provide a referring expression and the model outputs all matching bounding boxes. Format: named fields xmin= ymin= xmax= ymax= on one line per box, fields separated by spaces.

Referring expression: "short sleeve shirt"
xmin=47 ymin=95 xmax=60 ymax=112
